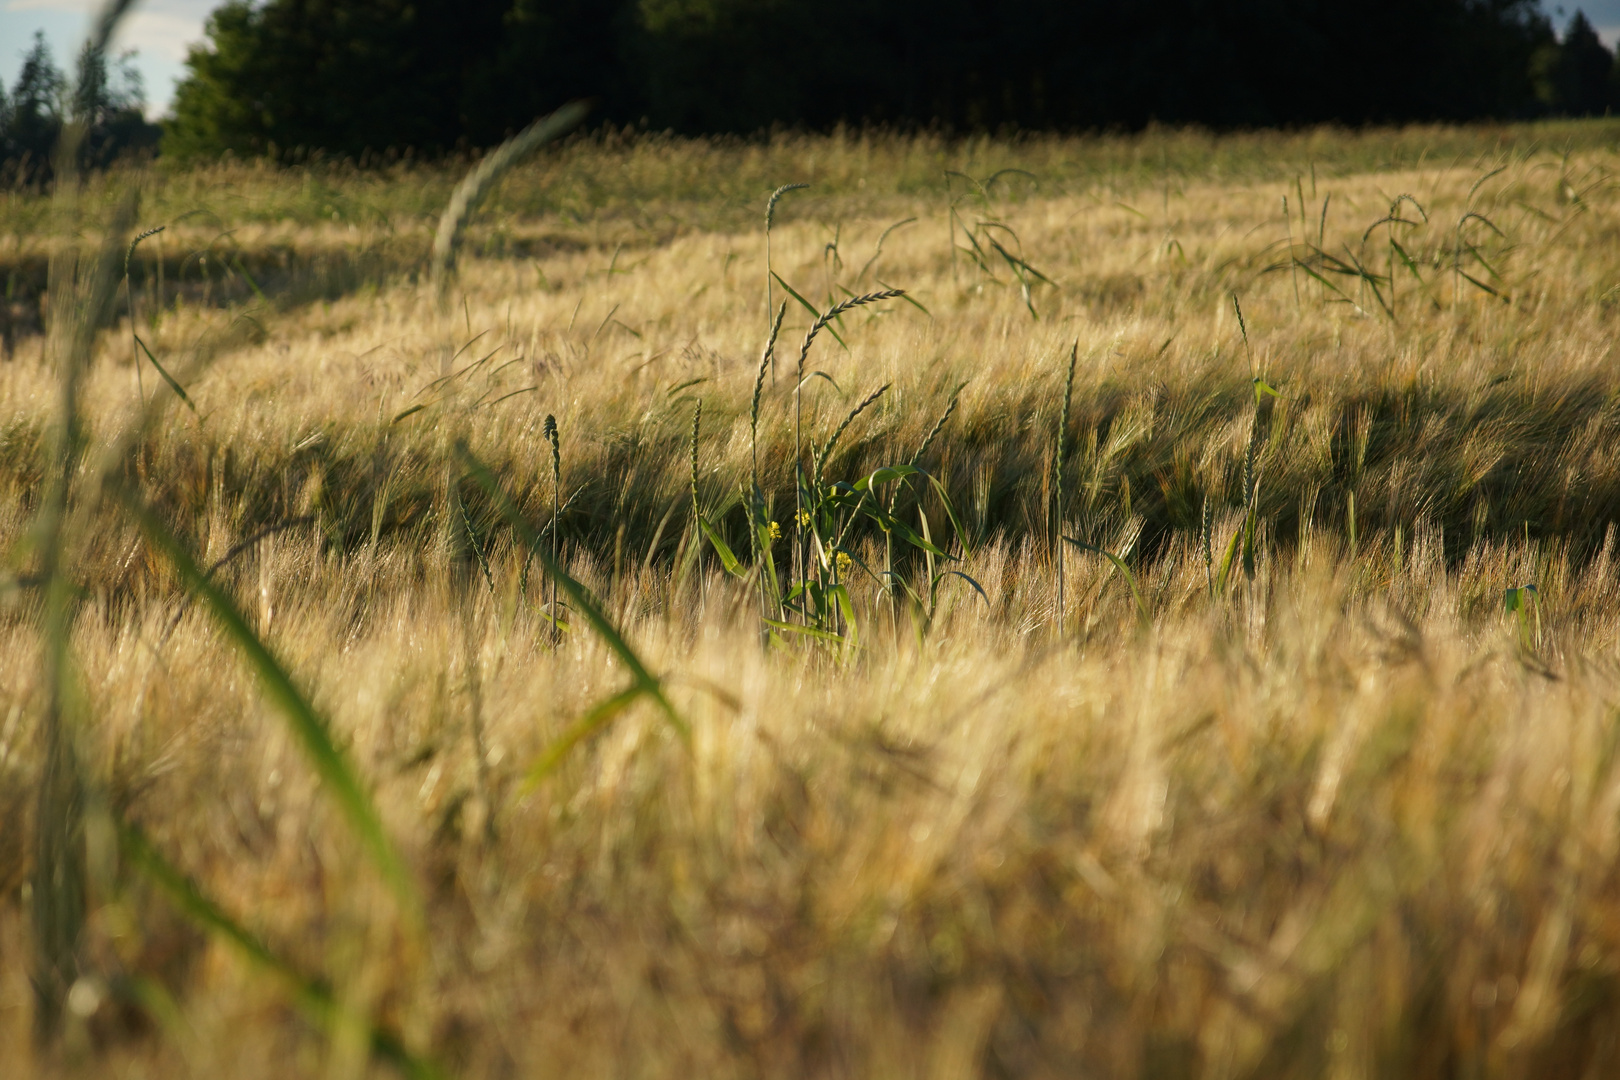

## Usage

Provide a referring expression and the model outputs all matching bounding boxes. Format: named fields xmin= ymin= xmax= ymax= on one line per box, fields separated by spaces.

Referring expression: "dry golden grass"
xmin=6 ymin=123 xmax=1620 ymax=1078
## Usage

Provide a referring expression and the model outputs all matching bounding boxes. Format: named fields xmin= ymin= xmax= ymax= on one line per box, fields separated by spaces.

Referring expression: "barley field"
xmin=6 ymin=121 xmax=1620 ymax=1079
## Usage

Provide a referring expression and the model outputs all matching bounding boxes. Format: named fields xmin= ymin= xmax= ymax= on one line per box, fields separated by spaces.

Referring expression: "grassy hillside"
xmin=5 ymin=121 xmax=1620 ymax=1078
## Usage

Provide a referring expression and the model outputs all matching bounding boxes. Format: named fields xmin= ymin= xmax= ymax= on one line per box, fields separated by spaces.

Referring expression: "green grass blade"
xmin=230 ymin=256 xmax=269 ymax=306
xmin=120 ymin=492 xmax=415 ymax=916
xmin=455 ymin=443 xmax=688 ymax=742
xmin=772 ymin=271 xmax=848 ymax=350
xmin=921 ymin=470 xmax=975 ymax=556
xmin=1295 ymin=260 xmax=1354 ymax=303
xmin=935 ymin=569 xmax=990 ymax=608
xmin=875 ymin=279 xmax=931 ymax=315
xmin=986 ymin=236 xmax=1055 ymax=286
xmin=762 ymin=617 xmax=845 ymax=644
xmin=854 ymin=464 xmax=921 ymax=491
xmin=133 ymin=335 xmax=196 ymax=413
xmin=830 ymin=584 xmax=858 ymax=649
xmin=1063 ymin=537 xmax=1149 ymax=627
xmin=1458 ymin=269 xmax=1507 ymax=300
xmin=1214 ymin=526 xmax=1243 ymax=595
xmin=868 ymin=507 xmax=949 ymax=558
xmin=698 ymin=516 xmax=746 ymax=578
xmin=521 ymin=684 xmax=645 ymax=790
xmin=119 ymin=821 xmax=442 ymax=1080
xmin=1388 ymin=238 xmax=1421 ymax=277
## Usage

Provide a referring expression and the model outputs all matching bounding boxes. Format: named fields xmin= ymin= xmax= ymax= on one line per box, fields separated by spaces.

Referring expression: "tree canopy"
xmin=161 ymin=0 xmax=1619 ymax=160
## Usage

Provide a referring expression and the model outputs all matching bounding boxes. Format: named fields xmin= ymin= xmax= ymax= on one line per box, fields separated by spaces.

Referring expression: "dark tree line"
xmin=1 ymin=32 xmax=161 ymax=183
xmin=146 ymin=1 xmax=1620 ymax=160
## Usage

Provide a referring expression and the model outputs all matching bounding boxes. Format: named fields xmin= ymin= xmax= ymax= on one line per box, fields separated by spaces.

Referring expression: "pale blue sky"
xmin=3 ymin=0 xmax=1619 ymax=120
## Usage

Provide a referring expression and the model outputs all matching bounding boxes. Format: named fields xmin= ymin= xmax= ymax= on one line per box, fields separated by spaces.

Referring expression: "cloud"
xmin=4 ymin=0 xmax=97 ymax=12
xmin=118 ymin=9 xmax=207 ymax=64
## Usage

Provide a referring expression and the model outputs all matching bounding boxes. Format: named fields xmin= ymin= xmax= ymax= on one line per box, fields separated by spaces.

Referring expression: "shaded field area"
xmin=4 ymin=123 xmax=1620 ymax=1078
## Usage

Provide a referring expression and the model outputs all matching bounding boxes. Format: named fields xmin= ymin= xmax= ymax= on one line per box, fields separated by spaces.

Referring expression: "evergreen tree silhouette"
xmin=1556 ymin=11 xmax=1617 ymax=114
xmin=2 ymin=32 xmax=67 ymax=179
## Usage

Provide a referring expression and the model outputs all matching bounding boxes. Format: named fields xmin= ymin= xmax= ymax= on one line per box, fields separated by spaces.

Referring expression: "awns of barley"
xmin=431 ymin=101 xmax=591 ymax=299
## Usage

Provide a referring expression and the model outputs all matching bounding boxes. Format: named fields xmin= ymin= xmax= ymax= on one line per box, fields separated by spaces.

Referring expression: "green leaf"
xmin=231 ymin=257 xmax=269 ymax=305
xmin=1214 ymin=526 xmax=1243 ymax=595
xmin=1064 ymin=537 xmax=1150 ymax=627
xmin=854 ymin=464 xmax=921 ymax=491
xmin=1504 ymin=584 xmax=1538 ymax=613
xmin=119 ymin=821 xmax=443 ymax=1080
xmin=830 ymin=584 xmax=858 ymax=649
xmin=873 ymin=508 xmax=950 ymax=558
xmin=877 ymin=280 xmax=931 ymax=316
xmin=1458 ymin=270 xmax=1507 ymax=301
xmin=522 ymin=684 xmax=645 ymax=789
xmin=920 ymin=469 xmax=975 ymax=556
xmin=1389 ymin=238 xmax=1423 ymax=278
xmin=1253 ymin=378 xmax=1280 ymax=405
xmin=120 ymin=492 xmax=416 ymax=917
xmin=934 ymin=569 xmax=990 ymax=608
xmin=1295 ymin=259 xmax=1354 ymax=302
xmin=772 ymin=271 xmax=848 ymax=350
xmin=762 ymin=617 xmax=845 ymax=644
xmin=986 ymin=236 xmax=1055 ymax=286
xmin=698 ymin=516 xmax=746 ymax=578
xmin=133 ymin=335 xmax=196 ymax=413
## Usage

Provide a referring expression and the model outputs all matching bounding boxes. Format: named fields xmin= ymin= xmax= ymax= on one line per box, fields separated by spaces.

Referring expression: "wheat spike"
xmin=816 ymin=383 xmax=890 ymax=490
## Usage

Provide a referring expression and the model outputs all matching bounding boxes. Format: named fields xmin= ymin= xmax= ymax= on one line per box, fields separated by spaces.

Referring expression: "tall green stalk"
xmin=31 ymin=3 xmax=141 ymax=1035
